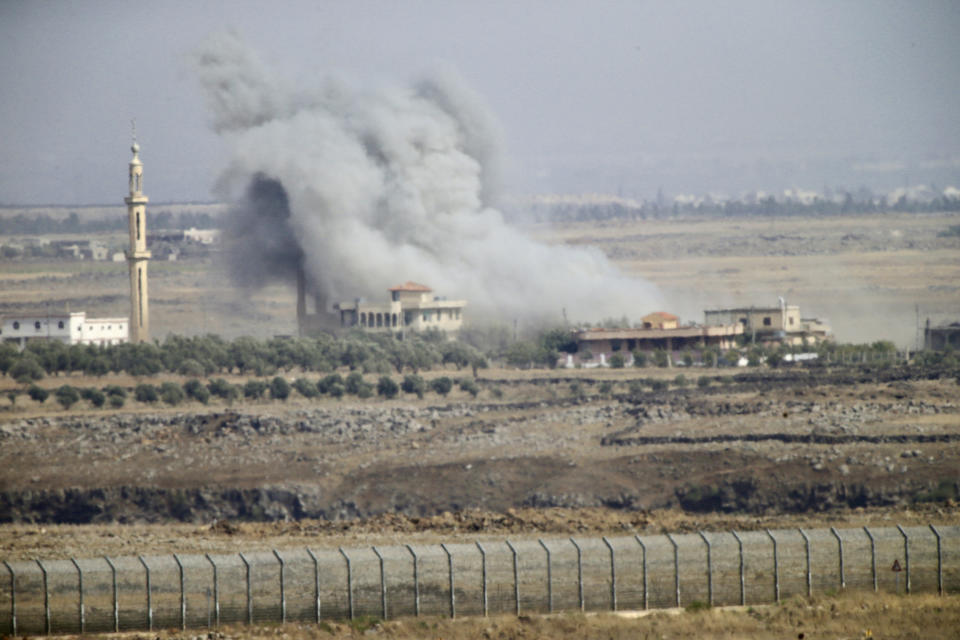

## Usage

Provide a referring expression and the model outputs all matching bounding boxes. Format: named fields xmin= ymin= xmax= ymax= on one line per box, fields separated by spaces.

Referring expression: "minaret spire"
xmin=125 ymin=131 xmax=151 ymax=343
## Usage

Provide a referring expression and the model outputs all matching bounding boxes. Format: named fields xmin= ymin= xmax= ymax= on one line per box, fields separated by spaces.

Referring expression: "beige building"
xmin=572 ymin=321 xmax=743 ymax=366
xmin=641 ymin=311 xmax=679 ymax=329
xmin=334 ymin=282 xmax=466 ymax=335
xmin=704 ymin=299 xmax=831 ymax=345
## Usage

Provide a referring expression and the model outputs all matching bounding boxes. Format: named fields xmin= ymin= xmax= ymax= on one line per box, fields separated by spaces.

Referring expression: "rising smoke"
xmin=193 ymin=32 xmax=662 ymax=324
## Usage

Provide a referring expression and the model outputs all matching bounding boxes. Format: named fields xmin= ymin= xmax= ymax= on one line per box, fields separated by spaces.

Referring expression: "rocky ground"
xmin=1 ymin=366 xmax=958 ymax=530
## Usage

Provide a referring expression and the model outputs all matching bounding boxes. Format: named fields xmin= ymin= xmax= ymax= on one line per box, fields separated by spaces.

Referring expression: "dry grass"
xmin=42 ymin=592 xmax=960 ymax=639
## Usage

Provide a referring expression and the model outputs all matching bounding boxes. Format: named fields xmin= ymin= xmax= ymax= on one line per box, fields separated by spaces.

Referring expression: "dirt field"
xmin=24 ymin=592 xmax=960 ymax=640
xmin=1 ymin=210 xmax=958 ymax=341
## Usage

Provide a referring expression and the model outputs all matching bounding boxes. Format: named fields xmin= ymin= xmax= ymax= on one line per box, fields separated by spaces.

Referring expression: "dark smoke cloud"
xmin=193 ymin=32 xmax=662 ymax=322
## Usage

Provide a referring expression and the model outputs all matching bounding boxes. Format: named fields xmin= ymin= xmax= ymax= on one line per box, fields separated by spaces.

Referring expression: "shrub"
xmin=327 ymin=382 xmax=345 ymax=399
xmin=55 ymin=385 xmax=80 ymax=409
xmin=673 ymin=374 xmax=688 ymax=387
xmin=490 ymin=386 xmax=503 ymax=399
xmin=355 ymin=382 xmax=374 ymax=399
xmin=134 ymin=383 xmax=159 ymax=403
xmin=183 ymin=379 xmax=210 ymax=404
xmin=270 ymin=376 xmax=291 ymax=401
xmin=682 ymin=351 xmax=694 ymax=367
xmin=609 ymin=354 xmax=625 ymax=368
xmin=10 ymin=357 xmax=44 ymax=383
xmin=401 ymin=374 xmax=426 ymax=398
xmin=27 ymin=385 xmax=49 ymax=403
xmin=377 ymin=376 xmax=399 ymax=399
xmin=430 ymin=376 xmax=453 ymax=396
xmin=109 ymin=394 xmax=125 ymax=409
xmin=87 ymin=389 xmax=106 ymax=408
xmin=697 ymin=376 xmax=711 ymax=388
xmin=458 ymin=378 xmax=480 ymax=397
xmin=244 ymin=379 xmax=267 ymax=399
xmin=317 ymin=374 xmax=343 ymax=395
xmin=653 ymin=349 xmax=669 ymax=368
xmin=207 ymin=378 xmax=234 ymax=399
xmin=178 ymin=359 xmax=205 ymax=377
xmin=344 ymin=372 xmax=365 ymax=395
xmin=650 ymin=379 xmax=667 ymax=392
xmin=160 ymin=382 xmax=185 ymax=406
xmin=627 ymin=379 xmax=645 ymax=396
xmin=632 ymin=350 xmax=647 ymax=367
xmin=103 ymin=385 xmax=127 ymax=399
xmin=598 ymin=380 xmax=614 ymax=395
xmin=293 ymin=378 xmax=318 ymax=398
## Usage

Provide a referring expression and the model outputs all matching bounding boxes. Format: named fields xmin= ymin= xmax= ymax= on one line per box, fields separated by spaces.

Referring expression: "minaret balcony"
xmin=125 ymin=249 xmax=152 ymax=260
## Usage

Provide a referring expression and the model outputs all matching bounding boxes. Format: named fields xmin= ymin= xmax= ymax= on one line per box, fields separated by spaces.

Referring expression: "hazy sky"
xmin=1 ymin=0 xmax=958 ymax=205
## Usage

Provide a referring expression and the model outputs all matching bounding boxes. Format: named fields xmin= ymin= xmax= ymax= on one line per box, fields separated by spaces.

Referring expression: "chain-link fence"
xmin=2 ymin=524 xmax=956 ymax=634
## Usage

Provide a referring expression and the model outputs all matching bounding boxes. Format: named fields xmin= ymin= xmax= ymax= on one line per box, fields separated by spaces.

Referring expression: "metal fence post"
xmin=830 ymin=528 xmax=845 ymax=590
xmin=104 ymin=556 xmax=119 ymax=632
xmin=538 ymin=540 xmax=552 ymax=613
xmin=405 ymin=545 xmax=420 ymax=617
xmin=474 ymin=542 xmax=487 ymax=617
xmin=371 ymin=547 xmax=387 ymax=619
xmin=338 ymin=548 xmax=353 ymax=620
xmin=930 ymin=525 xmax=943 ymax=596
xmin=3 ymin=561 xmax=14 ymax=636
xmin=305 ymin=548 xmax=321 ymax=622
xmin=239 ymin=552 xmax=253 ymax=624
xmin=798 ymin=529 xmax=812 ymax=596
xmin=602 ymin=537 xmax=617 ymax=611
xmin=440 ymin=544 xmax=455 ymax=619
xmin=505 ymin=540 xmax=520 ymax=615
xmin=731 ymin=531 xmax=745 ymax=606
xmin=698 ymin=532 xmax=712 ymax=607
xmin=863 ymin=527 xmax=877 ymax=592
xmin=205 ymin=554 xmax=219 ymax=628
xmin=896 ymin=524 xmax=910 ymax=594
xmin=272 ymin=550 xmax=286 ymax=624
xmin=765 ymin=530 xmax=780 ymax=603
xmin=138 ymin=556 xmax=152 ymax=631
xmin=70 ymin=558 xmax=85 ymax=633
xmin=569 ymin=538 xmax=584 ymax=612
xmin=633 ymin=535 xmax=648 ymax=610
xmin=35 ymin=559 xmax=50 ymax=635
xmin=665 ymin=533 xmax=680 ymax=607
xmin=173 ymin=554 xmax=186 ymax=630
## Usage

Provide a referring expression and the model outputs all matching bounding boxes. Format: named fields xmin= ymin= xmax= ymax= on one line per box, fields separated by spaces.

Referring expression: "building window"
xmin=789 ymin=317 xmax=794 ymax=326
xmin=34 ymin=321 xmax=41 ymax=330
xmin=58 ymin=321 xmax=64 ymax=329
xmin=12 ymin=321 xmax=19 ymax=330
xmin=763 ymin=317 xmax=772 ymax=326
xmin=739 ymin=318 xmax=747 ymax=325
xmin=611 ymin=339 xmax=622 ymax=352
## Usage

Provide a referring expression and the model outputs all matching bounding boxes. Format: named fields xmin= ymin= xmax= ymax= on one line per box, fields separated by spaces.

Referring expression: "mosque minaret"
xmin=125 ymin=136 xmax=151 ymax=343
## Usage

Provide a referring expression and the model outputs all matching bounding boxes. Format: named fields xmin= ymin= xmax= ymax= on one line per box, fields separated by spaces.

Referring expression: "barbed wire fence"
xmin=2 ymin=524 xmax=956 ymax=635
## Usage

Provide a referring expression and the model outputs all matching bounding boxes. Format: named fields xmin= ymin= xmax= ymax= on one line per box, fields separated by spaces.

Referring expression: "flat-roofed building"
xmin=333 ymin=282 xmax=466 ymax=335
xmin=704 ymin=298 xmax=830 ymax=346
xmin=570 ymin=317 xmax=743 ymax=367
xmin=0 ymin=311 xmax=128 ymax=348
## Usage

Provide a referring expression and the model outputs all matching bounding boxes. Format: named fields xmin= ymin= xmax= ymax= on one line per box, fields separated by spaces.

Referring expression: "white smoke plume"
xmin=193 ymin=33 xmax=662 ymax=324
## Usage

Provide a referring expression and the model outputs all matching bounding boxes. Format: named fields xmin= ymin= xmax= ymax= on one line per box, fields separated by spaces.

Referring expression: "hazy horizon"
xmin=1 ymin=1 xmax=958 ymax=206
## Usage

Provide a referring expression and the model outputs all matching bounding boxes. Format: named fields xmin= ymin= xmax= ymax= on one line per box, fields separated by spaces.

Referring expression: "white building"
xmin=0 ymin=312 xmax=128 ymax=348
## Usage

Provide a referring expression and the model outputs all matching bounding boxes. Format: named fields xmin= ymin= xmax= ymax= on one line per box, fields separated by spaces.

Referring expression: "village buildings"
xmin=333 ymin=282 xmax=466 ymax=335
xmin=0 ymin=312 xmax=128 ymax=348
xmin=704 ymin=299 xmax=831 ymax=346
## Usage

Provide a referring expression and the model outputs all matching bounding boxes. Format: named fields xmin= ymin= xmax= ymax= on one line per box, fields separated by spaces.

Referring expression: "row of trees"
xmin=0 ymin=330 xmax=489 ymax=383
xmin=520 ymin=193 xmax=960 ymax=224
xmin=0 ymin=210 xmax=220 ymax=236
xmin=9 ymin=372 xmax=484 ymax=410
